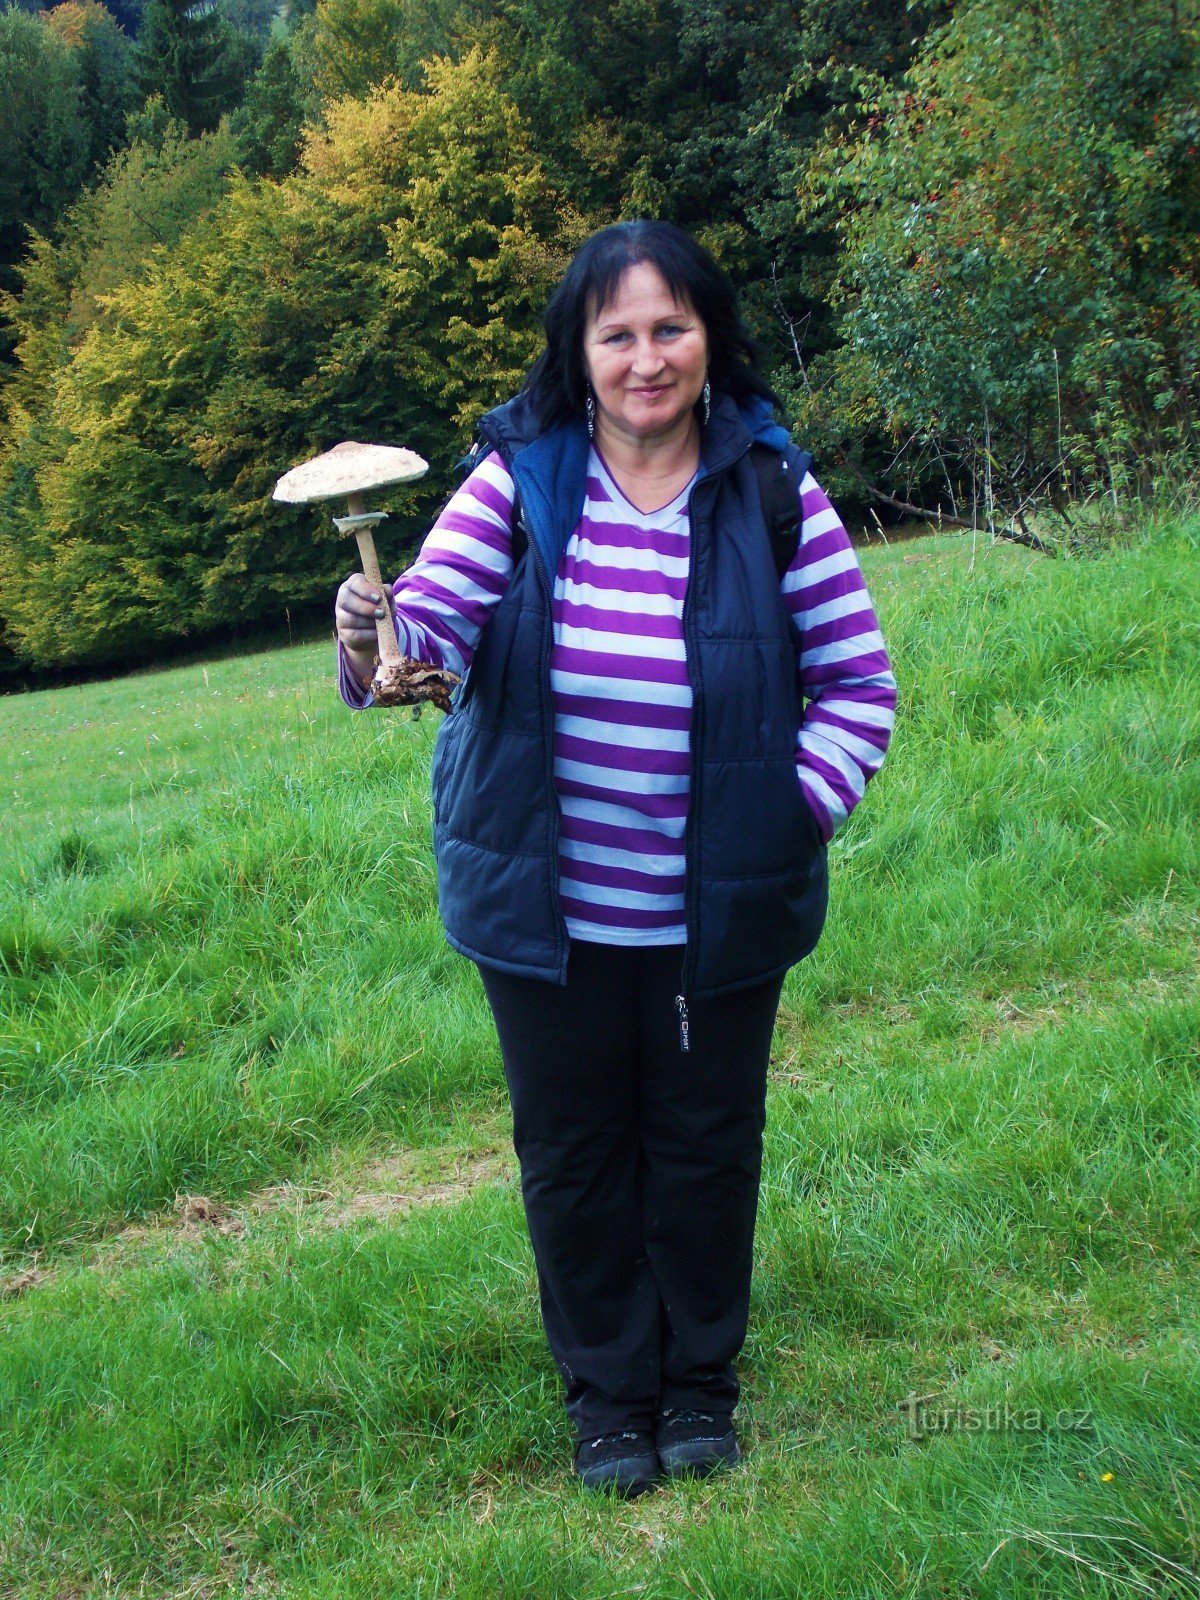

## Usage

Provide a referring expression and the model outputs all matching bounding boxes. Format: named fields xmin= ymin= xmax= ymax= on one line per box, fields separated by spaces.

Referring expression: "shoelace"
xmin=662 ymin=1409 xmax=716 ymax=1425
xmin=589 ymin=1429 xmax=644 ymax=1450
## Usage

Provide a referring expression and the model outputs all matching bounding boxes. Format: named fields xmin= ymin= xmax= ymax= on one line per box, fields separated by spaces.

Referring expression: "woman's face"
xmin=582 ymin=262 xmax=709 ymax=449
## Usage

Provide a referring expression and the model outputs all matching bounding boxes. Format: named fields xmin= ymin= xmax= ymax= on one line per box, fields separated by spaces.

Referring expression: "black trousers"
xmin=479 ymin=941 xmax=784 ymax=1443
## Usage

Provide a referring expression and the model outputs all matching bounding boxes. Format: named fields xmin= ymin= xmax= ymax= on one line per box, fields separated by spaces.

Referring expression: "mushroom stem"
xmin=342 ymin=492 xmax=400 ymax=667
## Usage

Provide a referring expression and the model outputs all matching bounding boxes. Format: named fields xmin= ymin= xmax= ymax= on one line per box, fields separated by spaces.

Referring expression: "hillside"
xmin=1 ymin=524 xmax=1197 ymax=1597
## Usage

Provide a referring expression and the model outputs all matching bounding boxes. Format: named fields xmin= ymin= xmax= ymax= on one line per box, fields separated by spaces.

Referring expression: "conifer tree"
xmin=230 ymin=37 xmax=305 ymax=177
xmin=132 ymin=0 xmax=242 ymax=135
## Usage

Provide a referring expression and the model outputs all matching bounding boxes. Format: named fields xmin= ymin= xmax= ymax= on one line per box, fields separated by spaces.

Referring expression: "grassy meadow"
xmin=1 ymin=517 xmax=1198 ymax=1598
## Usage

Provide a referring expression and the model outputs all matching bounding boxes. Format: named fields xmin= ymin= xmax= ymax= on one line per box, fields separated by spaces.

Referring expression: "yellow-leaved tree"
xmin=380 ymin=47 xmax=584 ymax=432
xmin=0 ymin=48 xmax=573 ymax=669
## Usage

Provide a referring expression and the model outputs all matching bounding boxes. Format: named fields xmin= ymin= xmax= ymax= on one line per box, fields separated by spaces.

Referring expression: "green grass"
xmin=1 ymin=517 xmax=1198 ymax=1597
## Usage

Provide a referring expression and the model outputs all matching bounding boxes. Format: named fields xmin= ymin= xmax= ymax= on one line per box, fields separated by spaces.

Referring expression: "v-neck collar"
xmin=591 ymin=445 xmax=698 ymax=518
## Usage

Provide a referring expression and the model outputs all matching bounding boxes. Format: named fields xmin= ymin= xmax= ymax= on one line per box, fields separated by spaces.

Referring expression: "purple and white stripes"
xmin=338 ymin=445 xmax=896 ymax=945
xmin=550 ymin=456 xmax=694 ymax=940
xmin=783 ymin=477 xmax=897 ymax=839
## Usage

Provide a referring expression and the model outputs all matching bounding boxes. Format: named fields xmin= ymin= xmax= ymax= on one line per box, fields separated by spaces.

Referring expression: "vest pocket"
xmin=700 ymin=755 xmax=822 ymax=881
xmin=431 ymin=714 xmax=464 ymax=829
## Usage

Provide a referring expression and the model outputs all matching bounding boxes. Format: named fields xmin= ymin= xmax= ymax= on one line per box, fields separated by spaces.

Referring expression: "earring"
xmin=702 ymin=378 xmax=711 ymax=427
xmin=586 ymin=391 xmax=596 ymax=439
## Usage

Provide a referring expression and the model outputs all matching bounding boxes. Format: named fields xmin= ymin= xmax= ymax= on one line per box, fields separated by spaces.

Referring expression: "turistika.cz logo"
xmin=897 ymin=1394 xmax=1095 ymax=1440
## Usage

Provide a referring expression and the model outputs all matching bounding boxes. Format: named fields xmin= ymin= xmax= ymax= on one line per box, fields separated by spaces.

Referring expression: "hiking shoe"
xmin=655 ymin=1409 xmax=739 ymax=1479
xmin=574 ymin=1428 xmax=660 ymax=1497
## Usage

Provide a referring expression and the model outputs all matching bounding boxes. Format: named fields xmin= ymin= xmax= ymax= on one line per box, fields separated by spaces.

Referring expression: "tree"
xmin=0 ymin=8 xmax=90 ymax=325
xmin=0 ymin=49 xmax=568 ymax=668
xmin=381 ymin=47 xmax=573 ymax=432
xmin=230 ymin=35 xmax=307 ymax=177
xmin=458 ymin=0 xmax=950 ymax=381
xmin=66 ymin=103 xmax=241 ymax=334
xmin=104 ymin=0 xmax=148 ymax=37
xmin=220 ymin=0 xmax=279 ymax=51
xmin=0 ymin=102 xmax=240 ymax=671
xmin=288 ymin=0 xmax=460 ymax=103
xmin=132 ymin=0 xmax=245 ymax=134
xmin=666 ymin=0 xmax=955 ymax=363
xmin=44 ymin=0 xmax=138 ymax=172
xmin=800 ymin=0 xmax=1200 ymax=516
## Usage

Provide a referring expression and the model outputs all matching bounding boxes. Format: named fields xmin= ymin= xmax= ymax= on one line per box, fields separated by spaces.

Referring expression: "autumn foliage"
xmin=0 ymin=0 xmax=1197 ymax=674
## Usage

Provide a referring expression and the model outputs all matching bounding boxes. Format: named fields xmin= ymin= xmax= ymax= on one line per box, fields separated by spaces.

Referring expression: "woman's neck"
xmin=593 ymin=417 xmax=701 ymax=513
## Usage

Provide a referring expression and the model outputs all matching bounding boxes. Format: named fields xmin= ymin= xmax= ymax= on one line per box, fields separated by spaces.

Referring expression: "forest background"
xmin=0 ymin=0 xmax=1197 ymax=686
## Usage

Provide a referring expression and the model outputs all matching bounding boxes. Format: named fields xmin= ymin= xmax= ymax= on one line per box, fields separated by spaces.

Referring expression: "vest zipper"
xmin=518 ymin=481 xmax=570 ymax=981
xmin=679 ymin=490 xmax=702 ymax=1006
xmin=678 ymin=444 xmax=750 ymax=1005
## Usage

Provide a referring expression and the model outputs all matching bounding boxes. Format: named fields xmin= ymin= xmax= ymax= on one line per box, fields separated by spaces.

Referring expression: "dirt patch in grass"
xmin=247 ymin=1145 xmax=516 ymax=1228
xmin=977 ymin=968 xmax=1197 ymax=1043
xmin=174 ymin=1193 xmax=246 ymax=1235
xmin=0 ymin=1265 xmax=53 ymax=1301
xmin=0 ymin=1140 xmax=517 ymax=1300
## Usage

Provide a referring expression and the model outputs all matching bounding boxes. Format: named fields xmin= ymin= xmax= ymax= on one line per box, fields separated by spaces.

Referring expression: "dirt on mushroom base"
xmin=370 ymin=657 xmax=460 ymax=712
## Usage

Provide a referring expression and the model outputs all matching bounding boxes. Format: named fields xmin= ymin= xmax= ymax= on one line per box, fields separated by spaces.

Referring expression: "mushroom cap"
xmin=272 ymin=441 xmax=429 ymax=504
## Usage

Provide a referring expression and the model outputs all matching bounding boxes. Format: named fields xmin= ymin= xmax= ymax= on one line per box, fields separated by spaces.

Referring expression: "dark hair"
xmin=521 ymin=221 xmax=780 ymax=429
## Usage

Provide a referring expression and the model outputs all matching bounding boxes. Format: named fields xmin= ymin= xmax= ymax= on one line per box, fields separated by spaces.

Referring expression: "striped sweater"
xmin=339 ymin=445 xmax=896 ymax=943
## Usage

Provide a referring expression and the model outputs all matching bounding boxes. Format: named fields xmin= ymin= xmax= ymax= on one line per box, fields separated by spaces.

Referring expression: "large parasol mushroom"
xmin=273 ymin=441 xmax=460 ymax=712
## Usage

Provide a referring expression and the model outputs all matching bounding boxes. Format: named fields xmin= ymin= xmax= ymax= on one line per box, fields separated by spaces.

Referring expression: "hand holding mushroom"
xmin=332 ymin=570 xmax=460 ymax=713
xmin=273 ymin=441 xmax=459 ymax=712
xmin=334 ymin=572 xmax=387 ymax=662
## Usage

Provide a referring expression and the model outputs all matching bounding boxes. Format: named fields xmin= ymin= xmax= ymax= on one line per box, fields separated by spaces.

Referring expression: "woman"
xmin=335 ymin=221 xmax=896 ymax=1497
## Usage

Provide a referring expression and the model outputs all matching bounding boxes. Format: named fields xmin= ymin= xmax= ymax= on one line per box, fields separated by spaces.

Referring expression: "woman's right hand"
xmin=335 ymin=572 xmax=386 ymax=659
